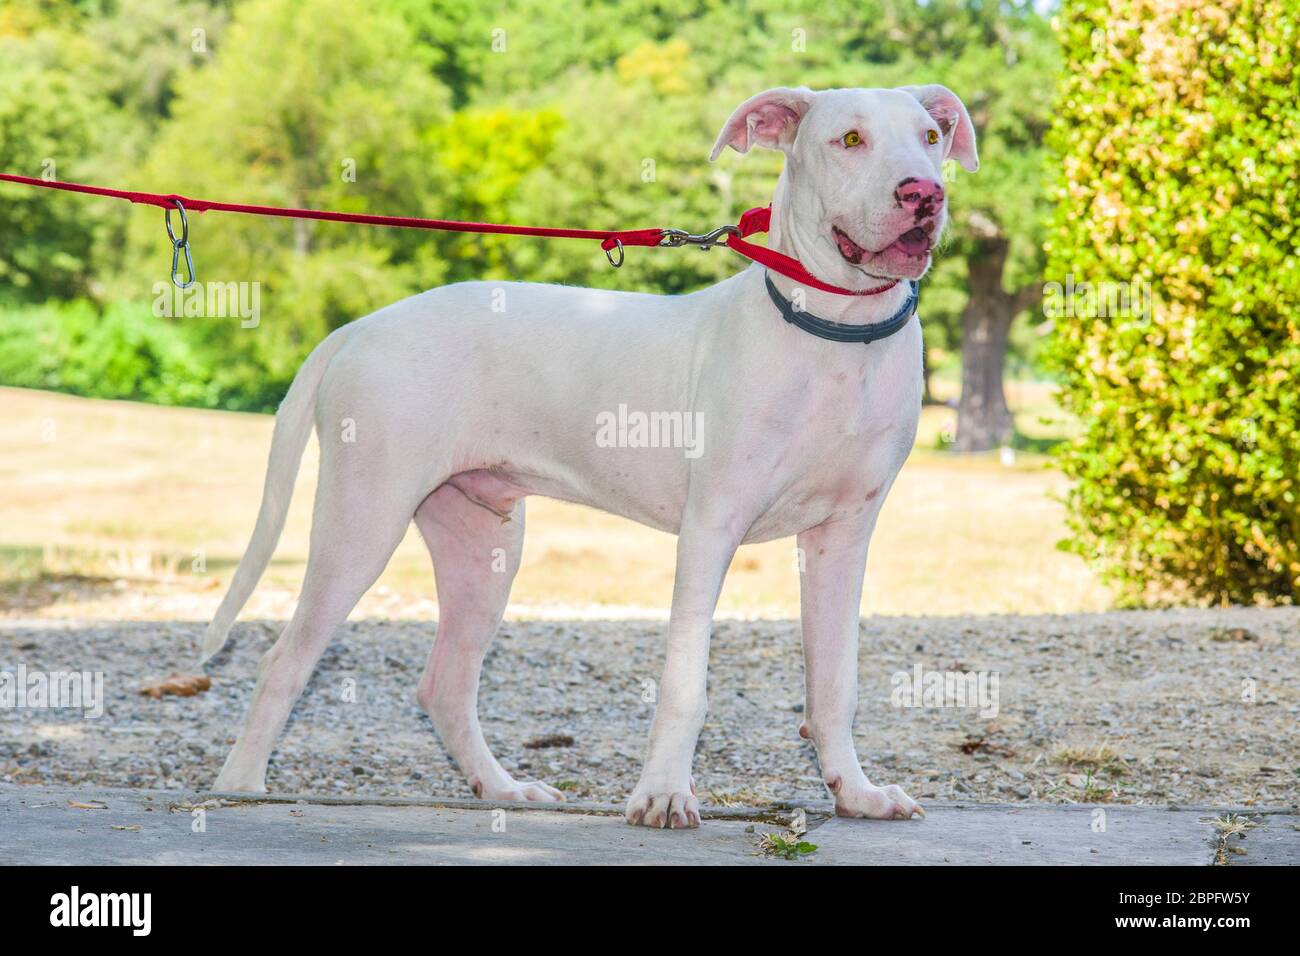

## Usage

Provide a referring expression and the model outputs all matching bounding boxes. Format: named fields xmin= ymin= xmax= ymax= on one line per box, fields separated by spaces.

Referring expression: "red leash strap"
xmin=0 ymin=173 xmax=664 ymax=244
xmin=0 ymin=173 xmax=896 ymax=296
xmin=728 ymin=206 xmax=896 ymax=296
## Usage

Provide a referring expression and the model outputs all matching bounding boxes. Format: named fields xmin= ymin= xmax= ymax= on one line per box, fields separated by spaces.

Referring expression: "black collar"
xmin=764 ymin=272 xmax=918 ymax=344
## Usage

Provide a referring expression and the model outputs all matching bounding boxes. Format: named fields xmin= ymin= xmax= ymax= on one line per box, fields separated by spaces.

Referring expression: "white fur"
xmin=204 ymin=85 xmax=977 ymax=827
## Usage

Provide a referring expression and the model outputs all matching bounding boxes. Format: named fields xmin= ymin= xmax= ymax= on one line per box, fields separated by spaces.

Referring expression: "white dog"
xmin=201 ymin=85 xmax=978 ymax=828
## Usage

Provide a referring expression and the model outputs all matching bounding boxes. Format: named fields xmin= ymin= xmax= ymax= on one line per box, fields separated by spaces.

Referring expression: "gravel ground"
xmin=2 ymin=608 xmax=1297 ymax=809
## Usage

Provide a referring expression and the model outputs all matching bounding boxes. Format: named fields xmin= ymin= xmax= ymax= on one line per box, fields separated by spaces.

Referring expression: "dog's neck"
xmin=763 ymin=170 xmax=912 ymax=326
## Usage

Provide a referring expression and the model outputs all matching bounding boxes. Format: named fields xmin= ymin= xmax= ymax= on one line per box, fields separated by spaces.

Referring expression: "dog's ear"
xmin=899 ymin=84 xmax=979 ymax=172
xmin=710 ymin=87 xmax=815 ymax=161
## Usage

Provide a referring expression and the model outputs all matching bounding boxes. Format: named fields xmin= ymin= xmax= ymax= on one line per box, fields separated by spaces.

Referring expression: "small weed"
xmin=1210 ymin=814 xmax=1263 ymax=866
xmin=1056 ymin=767 xmax=1118 ymax=802
xmin=759 ymin=833 xmax=818 ymax=861
xmin=1079 ymin=769 xmax=1114 ymax=802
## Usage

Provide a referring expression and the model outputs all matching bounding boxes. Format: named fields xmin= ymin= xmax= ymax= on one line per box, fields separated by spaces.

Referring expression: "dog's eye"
xmin=926 ymin=129 xmax=940 ymax=145
xmin=841 ymin=131 xmax=862 ymax=148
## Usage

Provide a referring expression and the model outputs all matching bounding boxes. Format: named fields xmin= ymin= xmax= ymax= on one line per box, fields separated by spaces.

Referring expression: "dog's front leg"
xmin=798 ymin=515 xmax=923 ymax=820
xmin=625 ymin=509 xmax=746 ymax=829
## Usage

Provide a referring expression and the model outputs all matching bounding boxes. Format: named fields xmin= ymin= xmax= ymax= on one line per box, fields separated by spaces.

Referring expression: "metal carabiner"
xmin=165 ymin=199 xmax=196 ymax=289
xmin=657 ymin=223 xmax=740 ymax=251
xmin=171 ymin=239 xmax=196 ymax=290
xmin=657 ymin=228 xmax=690 ymax=248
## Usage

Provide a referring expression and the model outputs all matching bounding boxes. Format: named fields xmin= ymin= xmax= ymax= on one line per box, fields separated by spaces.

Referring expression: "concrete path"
xmin=1 ymin=785 xmax=1293 ymax=865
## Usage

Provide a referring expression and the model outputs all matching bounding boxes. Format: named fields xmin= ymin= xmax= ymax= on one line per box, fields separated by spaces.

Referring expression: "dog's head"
xmin=711 ymin=85 xmax=978 ymax=284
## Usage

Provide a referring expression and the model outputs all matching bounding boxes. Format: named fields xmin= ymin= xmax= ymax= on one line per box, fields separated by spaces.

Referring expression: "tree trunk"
xmin=955 ymin=238 xmax=1016 ymax=452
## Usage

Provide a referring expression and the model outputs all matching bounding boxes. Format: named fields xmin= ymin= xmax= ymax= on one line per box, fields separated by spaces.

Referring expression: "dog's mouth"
xmin=831 ymin=226 xmax=870 ymax=264
xmin=832 ymin=224 xmax=934 ymax=264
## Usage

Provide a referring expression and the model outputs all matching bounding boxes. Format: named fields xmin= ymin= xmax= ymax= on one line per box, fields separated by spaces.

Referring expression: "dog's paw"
xmin=625 ymin=777 xmax=700 ymax=829
xmin=829 ymin=776 xmax=923 ymax=820
xmin=469 ymin=775 xmax=566 ymax=803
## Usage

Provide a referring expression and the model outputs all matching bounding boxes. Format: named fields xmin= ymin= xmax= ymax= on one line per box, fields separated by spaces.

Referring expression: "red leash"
xmin=0 ymin=173 xmax=897 ymax=296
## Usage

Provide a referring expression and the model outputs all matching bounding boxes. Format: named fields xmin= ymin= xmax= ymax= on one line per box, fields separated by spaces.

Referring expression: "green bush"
xmin=0 ymin=300 xmax=223 ymax=408
xmin=1047 ymin=0 xmax=1299 ymax=605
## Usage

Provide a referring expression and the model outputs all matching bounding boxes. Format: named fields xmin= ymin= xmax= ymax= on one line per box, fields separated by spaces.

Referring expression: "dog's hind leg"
xmin=414 ymin=480 xmax=564 ymax=803
xmin=213 ymin=454 xmax=418 ymax=793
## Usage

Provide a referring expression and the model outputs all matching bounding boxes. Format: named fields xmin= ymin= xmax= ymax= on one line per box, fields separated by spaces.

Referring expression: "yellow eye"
xmin=842 ymin=130 xmax=862 ymax=148
xmin=926 ymin=129 xmax=940 ymax=145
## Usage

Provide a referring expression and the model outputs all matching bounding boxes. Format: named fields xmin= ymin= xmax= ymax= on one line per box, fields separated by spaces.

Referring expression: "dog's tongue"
xmin=895 ymin=226 xmax=931 ymax=257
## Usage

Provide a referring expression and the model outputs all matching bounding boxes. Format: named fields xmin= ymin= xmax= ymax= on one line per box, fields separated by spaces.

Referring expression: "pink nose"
xmin=894 ymin=177 xmax=944 ymax=216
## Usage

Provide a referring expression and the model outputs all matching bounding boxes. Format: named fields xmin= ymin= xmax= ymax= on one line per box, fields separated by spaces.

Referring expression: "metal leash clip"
xmin=164 ymin=199 xmax=196 ymax=289
xmin=657 ymin=223 xmax=740 ymax=251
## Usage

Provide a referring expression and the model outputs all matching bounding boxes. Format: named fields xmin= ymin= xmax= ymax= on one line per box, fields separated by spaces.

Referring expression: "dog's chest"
xmin=740 ymin=345 xmax=920 ymax=542
xmin=744 ymin=423 xmax=910 ymax=542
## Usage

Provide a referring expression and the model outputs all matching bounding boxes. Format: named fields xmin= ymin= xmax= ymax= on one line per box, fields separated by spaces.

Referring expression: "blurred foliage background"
xmin=0 ymin=0 xmax=1056 ymax=414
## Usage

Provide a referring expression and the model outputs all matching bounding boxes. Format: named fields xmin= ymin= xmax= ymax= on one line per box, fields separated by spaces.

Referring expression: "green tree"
xmin=118 ymin=0 xmax=457 ymax=403
xmin=425 ymin=106 xmax=565 ymax=278
xmin=382 ymin=0 xmax=500 ymax=107
xmin=503 ymin=43 xmax=775 ymax=295
xmin=85 ymin=0 xmax=232 ymax=130
xmin=0 ymin=26 xmax=113 ymax=301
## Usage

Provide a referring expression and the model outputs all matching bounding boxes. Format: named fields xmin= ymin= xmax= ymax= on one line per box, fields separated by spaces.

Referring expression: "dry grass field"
xmin=0 ymin=385 xmax=1110 ymax=620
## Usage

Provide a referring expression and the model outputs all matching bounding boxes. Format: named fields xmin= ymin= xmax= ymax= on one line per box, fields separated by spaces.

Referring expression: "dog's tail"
xmin=198 ymin=326 xmax=351 ymax=667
